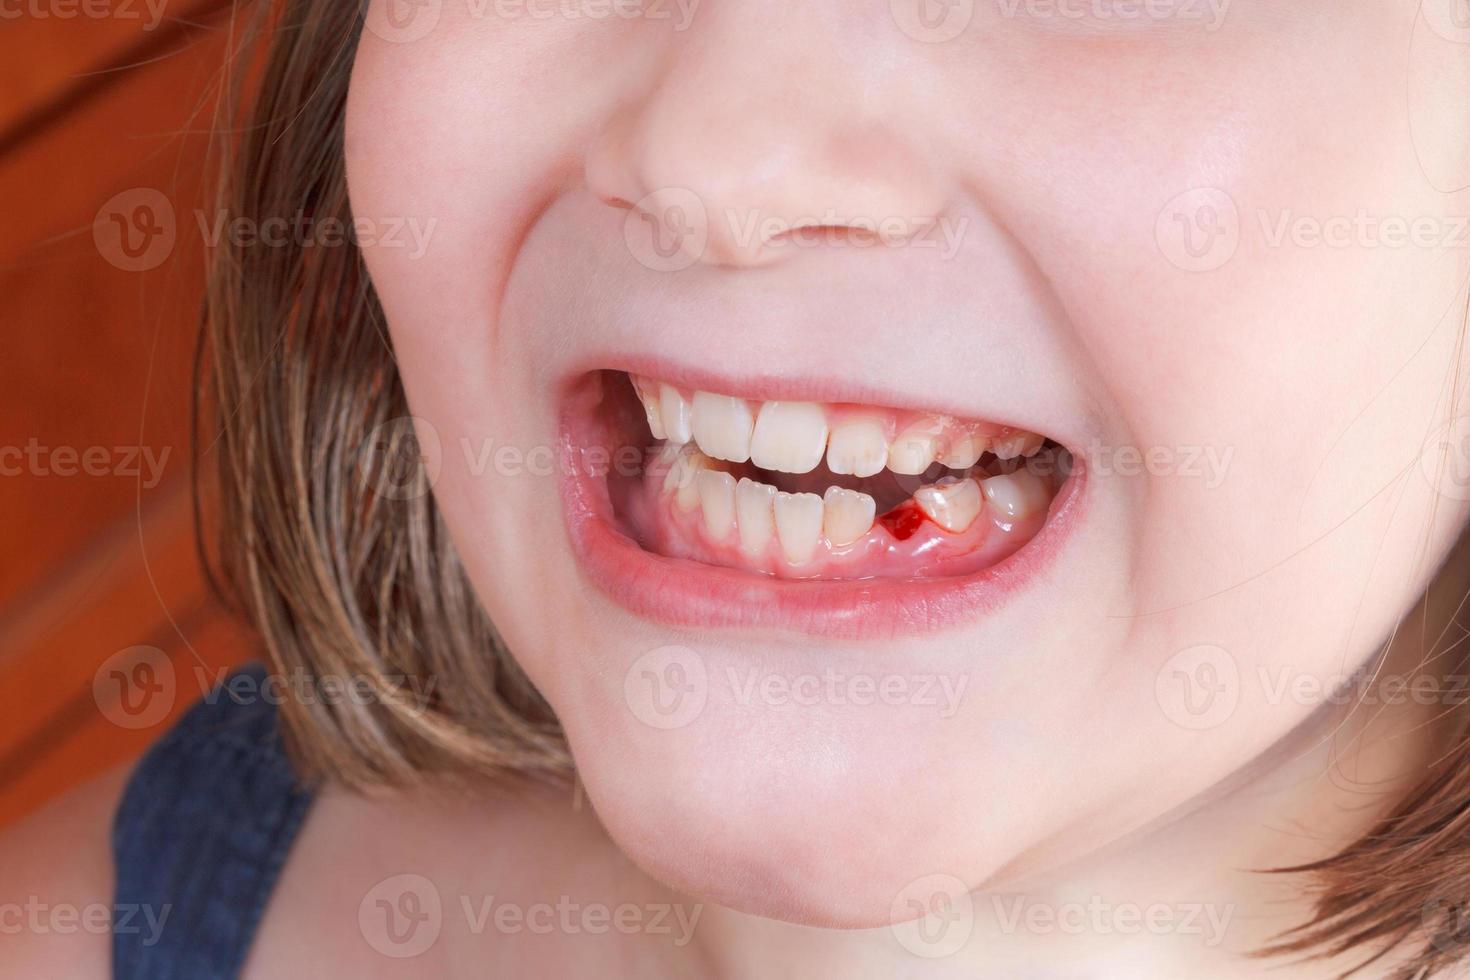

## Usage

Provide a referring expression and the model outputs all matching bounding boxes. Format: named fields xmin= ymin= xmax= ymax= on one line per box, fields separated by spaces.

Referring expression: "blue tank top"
xmin=111 ymin=663 xmax=315 ymax=979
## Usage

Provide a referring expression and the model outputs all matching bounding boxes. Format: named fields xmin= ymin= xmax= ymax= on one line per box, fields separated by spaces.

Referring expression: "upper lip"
xmin=530 ymin=191 xmax=1098 ymax=458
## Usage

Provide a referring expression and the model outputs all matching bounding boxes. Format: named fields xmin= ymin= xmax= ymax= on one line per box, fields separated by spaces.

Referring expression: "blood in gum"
xmin=878 ymin=501 xmax=927 ymax=542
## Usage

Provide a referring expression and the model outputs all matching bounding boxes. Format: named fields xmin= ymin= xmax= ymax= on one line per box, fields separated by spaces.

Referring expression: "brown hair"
xmin=198 ymin=2 xmax=1470 ymax=975
xmin=198 ymin=0 xmax=570 ymax=788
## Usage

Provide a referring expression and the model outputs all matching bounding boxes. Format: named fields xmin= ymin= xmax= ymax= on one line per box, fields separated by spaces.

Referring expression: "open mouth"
xmin=559 ymin=369 xmax=1084 ymax=634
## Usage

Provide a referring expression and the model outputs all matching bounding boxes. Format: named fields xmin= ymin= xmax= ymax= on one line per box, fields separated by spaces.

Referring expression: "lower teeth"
xmin=646 ymin=441 xmax=1068 ymax=578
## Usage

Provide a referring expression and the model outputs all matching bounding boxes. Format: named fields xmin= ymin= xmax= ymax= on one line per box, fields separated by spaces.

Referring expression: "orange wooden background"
xmin=0 ymin=0 xmax=255 ymax=827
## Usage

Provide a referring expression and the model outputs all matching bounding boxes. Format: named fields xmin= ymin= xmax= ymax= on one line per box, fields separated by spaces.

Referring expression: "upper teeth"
xmin=691 ymin=391 xmax=755 ymax=464
xmin=887 ymin=423 xmax=940 ymax=475
xmin=632 ymin=375 xmax=1044 ymax=475
xmin=659 ymin=382 xmax=693 ymax=444
xmin=751 ymin=401 xmax=829 ymax=473
xmin=826 ymin=415 xmax=888 ymax=477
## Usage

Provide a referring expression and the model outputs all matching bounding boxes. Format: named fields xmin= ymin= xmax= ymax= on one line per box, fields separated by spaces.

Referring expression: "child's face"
xmin=346 ymin=1 xmax=1470 ymax=922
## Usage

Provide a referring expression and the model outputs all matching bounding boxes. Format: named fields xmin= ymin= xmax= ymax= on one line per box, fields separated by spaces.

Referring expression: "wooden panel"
xmin=0 ymin=0 xmax=229 ymax=138
xmin=0 ymin=0 xmax=253 ymax=826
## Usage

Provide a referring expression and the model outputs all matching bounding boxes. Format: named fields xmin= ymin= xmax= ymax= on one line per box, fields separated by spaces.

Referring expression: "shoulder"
xmin=0 ymin=662 xmax=315 ymax=980
xmin=110 ymin=662 xmax=315 ymax=979
xmin=110 ymin=661 xmax=308 ymax=842
xmin=0 ymin=764 xmax=130 ymax=979
xmin=244 ymin=776 xmax=627 ymax=976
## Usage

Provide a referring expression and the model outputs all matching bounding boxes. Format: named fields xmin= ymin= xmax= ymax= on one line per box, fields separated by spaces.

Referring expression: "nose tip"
xmin=586 ymin=98 xmax=952 ymax=270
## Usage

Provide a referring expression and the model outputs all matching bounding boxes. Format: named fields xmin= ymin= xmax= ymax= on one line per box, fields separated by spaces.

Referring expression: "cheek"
xmin=976 ymin=15 xmax=1470 ymax=653
xmin=342 ymin=19 xmax=625 ymax=644
xmin=343 ymin=10 xmax=654 ymax=401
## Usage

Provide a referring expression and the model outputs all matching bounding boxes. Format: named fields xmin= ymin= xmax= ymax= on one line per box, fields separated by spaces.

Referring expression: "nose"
xmin=585 ymin=10 xmax=953 ymax=269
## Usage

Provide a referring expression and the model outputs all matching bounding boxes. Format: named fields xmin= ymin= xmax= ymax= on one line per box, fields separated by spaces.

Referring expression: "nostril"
xmin=765 ymin=224 xmax=886 ymax=251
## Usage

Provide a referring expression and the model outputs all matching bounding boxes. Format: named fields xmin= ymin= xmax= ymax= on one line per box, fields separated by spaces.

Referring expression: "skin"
xmin=6 ymin=0 xmax=1470 ymax=976
xmin=352 ymin=0 xmax=1470 ymax=938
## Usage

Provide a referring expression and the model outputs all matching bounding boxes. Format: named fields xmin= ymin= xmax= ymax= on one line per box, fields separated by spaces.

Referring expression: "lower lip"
xmin=557 ymin=392 xmax=1089 ymax=640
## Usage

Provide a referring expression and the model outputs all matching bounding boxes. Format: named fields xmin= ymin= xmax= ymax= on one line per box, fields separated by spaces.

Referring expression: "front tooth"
xmin=939 ymin=432 xmax=988 ymax=470
xmin=696 ymin=469 xmax=737 ymax=538
xmin=660 ymin=384 xmax=692 ymax=445
xmin=980 ymin=470 xmax=1051 ymax=519
xmin=914 ymin=477 xmax=983 ymax=533
xmin=691 ymin=391 xmax=755 ymax=463
xmin=826 ymin=417 xmax=888 ymax=477
xmin=992 ymin=429 xmax=1044 ymax=460
xmin=887 ymin=424 xmax=939 ymax=475
xmin=773 ymin=491 xmax=823 ymax=564
xmin=750 ymin=401 xmax=828 ymax=474
xmin=735 ymin=477 xmax=776 ymax=556
xmin=633 ymin=376 xmax=667 ymax=440
xmin=823 ymin=487 xmax=876 ymax=547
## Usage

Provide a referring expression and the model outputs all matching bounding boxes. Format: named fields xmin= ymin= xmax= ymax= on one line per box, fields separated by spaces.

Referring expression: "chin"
xmin=573 ymin=729 xmax=1022 ymax=928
